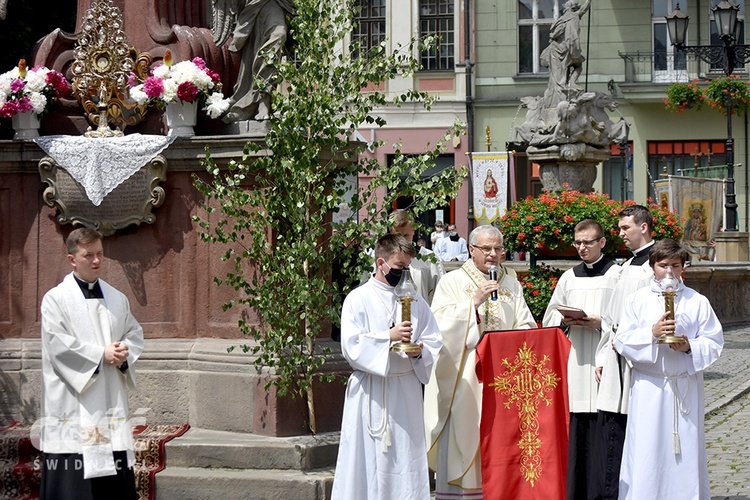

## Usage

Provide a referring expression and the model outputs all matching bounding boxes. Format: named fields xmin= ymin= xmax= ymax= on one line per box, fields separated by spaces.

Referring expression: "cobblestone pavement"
xmin=705 ymin=323 xmax=750 ymax=500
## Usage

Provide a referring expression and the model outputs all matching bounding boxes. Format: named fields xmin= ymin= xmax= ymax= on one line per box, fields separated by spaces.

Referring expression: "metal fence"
xmin=619 ymin=51 xmax=746 ymax=84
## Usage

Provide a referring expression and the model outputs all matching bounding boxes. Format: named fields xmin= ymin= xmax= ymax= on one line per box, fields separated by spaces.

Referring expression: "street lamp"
xmin=666 ymin=1 xmax=750 ymax=231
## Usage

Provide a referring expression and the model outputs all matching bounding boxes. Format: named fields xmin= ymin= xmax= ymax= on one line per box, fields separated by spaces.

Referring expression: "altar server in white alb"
xmin=542 ymin=219 xmax=621 ymax=500
xmin=614 ymin=239 xmax=723 ymax=500
xmin=332 ymin=233 xmax=442 ymax=500
xmin=39 ymin=228 xmax=144 ymax=500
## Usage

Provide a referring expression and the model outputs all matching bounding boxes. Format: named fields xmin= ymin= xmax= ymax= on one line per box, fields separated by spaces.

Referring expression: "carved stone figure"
xmin=514 ymin=0 xmax=629 ymax=193
xmin=0 ymin=0 xmax=8 ymax=20
xmin=32 ymin=0 xmax=238 ymax=135
xmin=516 ymin=92 xmax=627 ymax=151
xmin=540 ymin=0 xmax=591 ymax=105
xmin=212 ymin=0 xmax=295 ymax=122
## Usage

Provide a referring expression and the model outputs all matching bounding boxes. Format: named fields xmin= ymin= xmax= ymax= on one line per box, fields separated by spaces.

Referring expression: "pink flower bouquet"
xmin=129 ymin=50 xmax=230 ymax=119
xmin=0 ymin=59 xmax=70 ymax=118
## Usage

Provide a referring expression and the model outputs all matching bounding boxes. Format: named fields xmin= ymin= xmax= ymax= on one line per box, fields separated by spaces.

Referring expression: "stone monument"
xmin=211 ymin=0 xmax=295 ymax=122
xmin=514 ymin=0 xmax=628 ymax=192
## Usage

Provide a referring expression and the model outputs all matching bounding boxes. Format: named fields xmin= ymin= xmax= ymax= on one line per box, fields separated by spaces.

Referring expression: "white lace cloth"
xmin=34 ymin=134 xmax=176 ymax=206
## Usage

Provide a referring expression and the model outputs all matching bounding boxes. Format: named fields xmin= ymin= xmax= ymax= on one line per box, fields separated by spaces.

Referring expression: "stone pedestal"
xmin=714 ymin=231 xmax=749 ymax=262
xmin=0 ymin=135 xmax=352 ymax=437
xmin=528 ymin=144 xmax=611 ymax=192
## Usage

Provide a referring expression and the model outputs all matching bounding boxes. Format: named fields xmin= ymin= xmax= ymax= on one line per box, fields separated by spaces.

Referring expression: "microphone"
xmin=488 ymin=265 xmax=498 ymax=301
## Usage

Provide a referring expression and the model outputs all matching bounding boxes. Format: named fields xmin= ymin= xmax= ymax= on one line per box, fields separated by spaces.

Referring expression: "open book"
xmin=556 ymin=305 xmax=587 ymax=320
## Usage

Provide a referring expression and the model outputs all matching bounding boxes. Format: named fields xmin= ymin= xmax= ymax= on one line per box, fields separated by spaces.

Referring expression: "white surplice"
xmin=434 ymin=237 xmax=469 ymax=262
xmin=410 ymin=246 xmax=445 ymax=305
xmin=595 ymin=247 xmax=653 ymax=414
xmin=424 ymin=260 xmax=536 ymax=498
xmin=331 ymin=277 xmax=442 ymax=500
xmin=543 ymin=258 xmax=621 ymax=412
xmin=38 ymin=273 xmax=144 ymax=478
xmin=614 ymin=281 xmax=723 ymax=500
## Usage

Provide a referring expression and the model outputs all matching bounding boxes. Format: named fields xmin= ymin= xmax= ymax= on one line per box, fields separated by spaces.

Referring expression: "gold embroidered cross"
xmin=489 ymin=341 xmax=560 ymax=486
xmin=82 ymin=427 xmax=110 ymax=446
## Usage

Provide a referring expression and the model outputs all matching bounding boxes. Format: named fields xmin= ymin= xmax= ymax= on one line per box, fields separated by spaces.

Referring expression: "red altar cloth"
xmin=475 ymin=327 xmax=571 ymax=499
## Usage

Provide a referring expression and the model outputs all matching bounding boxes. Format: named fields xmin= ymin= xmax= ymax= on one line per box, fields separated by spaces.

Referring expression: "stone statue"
xmin=514 ymin=0 xmax=628 ymax=193
xmin=211 ymin=0 xmax=295 ymax=122
xmin=540 ymin=0 xmax=591 ymax=105
xmin=0 ymin=0 xmax=8 ymax=20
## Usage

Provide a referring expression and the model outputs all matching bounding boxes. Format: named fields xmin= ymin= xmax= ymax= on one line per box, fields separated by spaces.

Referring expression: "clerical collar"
xmin=583 ymin=254 xmax=604 ymax=269
xmin=573 ymin=255 xmax=614 ymax=277
xmin=73 ymin=275 xmax=104 ymax=299
xmin=631 ymin=240 xmax=655 ymax=266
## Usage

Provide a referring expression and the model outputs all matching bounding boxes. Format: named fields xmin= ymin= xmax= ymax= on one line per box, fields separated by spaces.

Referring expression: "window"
xmin=709 ymin=0 xmax=745 ymax=72
xmin=420 ymin=0 xmax=455 ymax=70
xmin=602 ymin=143 xmax=633 ymax=201
xmin=352 ymin=0 xmax=386 ymax=59
xmin=653 ymin=0 xmax=687 ymax=82
xmin=647 ymin=140 xmax=728 ymax=198
xmin=391 ymin=154 xmax=454 ymax=247
xmin=518 ymin=0 xmax=558 ymax=74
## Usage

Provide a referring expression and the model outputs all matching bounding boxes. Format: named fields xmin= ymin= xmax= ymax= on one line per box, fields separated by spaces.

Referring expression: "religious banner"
xmin=332 ymin=172 xmax=358 ymax=224
xmin=475 ymin=327 xmax=571 ymax=499
xmin=669 ymin=176 xmax=725 ymax=261
xmin=471 ymin=152 xmax=509 ymax=224
xmin=653 ymin=178 xmax=671 ymax=211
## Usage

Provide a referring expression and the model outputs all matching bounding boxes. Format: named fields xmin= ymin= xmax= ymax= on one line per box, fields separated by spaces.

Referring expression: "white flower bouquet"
xmin=129 ymin=50 xmax=230 ymax=119
xmin=0 ymin=59 xmax=70 ymax=118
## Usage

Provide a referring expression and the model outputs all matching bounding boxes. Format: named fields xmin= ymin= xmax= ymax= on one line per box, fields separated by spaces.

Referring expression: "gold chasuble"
xmin=475 ymin=327 xmax=571 ymax=499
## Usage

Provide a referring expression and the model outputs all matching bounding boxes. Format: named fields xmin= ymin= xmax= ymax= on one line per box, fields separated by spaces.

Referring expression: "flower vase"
xmin=11 ymin=111 xmax=41 ymax=140
xmin=165 ymin=100 xmax=198 ymax=137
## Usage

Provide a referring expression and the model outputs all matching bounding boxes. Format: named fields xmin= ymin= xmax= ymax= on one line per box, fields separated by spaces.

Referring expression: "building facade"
xmin=357 ymin=0 xmax=750 ymax=233
xmin=475 ymin=0 xmax=748 ymax=231
xmin=351 ymin=0 xmax=472 ymax=241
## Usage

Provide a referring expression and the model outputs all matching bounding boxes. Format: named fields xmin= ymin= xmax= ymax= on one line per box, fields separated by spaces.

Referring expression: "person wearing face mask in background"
xmin=424 ymin=225 xmax=536 ymax=499
xmin=433 ymin=224 xmax=469 ymax=262
xmin=332 ymin=233 xmax=443 ymax=500
xmin=430 ymin=220 xmax=447 ymax=249
xmin=614 ymin=239 xmax=723 ymax=499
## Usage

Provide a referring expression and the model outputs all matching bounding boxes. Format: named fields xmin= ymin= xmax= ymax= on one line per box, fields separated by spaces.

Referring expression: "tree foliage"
xmin=194 ymin=0 xmax=467 ymax=432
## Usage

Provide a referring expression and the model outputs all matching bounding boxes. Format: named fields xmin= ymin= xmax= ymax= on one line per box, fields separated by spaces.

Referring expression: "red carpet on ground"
xmin=0 ymin=421 xmax=39 ymax=500
xmin=0 ymin=421 xmax=190 ymax=500
xmin=132 ymin=424 xmax=190 ymax=500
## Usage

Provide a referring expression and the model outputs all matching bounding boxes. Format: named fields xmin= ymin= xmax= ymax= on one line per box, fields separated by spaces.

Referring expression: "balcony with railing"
xmin=619 ymin=50 xmax=747 ymax=84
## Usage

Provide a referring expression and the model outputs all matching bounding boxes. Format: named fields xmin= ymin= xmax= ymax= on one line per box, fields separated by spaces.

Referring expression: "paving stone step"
xmin=155 ymin=466 xmax=334 ymax=500
xmin=165 ymin=428 xmax=340 ymax=471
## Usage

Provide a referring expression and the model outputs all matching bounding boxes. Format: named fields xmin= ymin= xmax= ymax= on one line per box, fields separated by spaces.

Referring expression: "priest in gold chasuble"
xmin=424 ymin=226 xmax=536 ymax=499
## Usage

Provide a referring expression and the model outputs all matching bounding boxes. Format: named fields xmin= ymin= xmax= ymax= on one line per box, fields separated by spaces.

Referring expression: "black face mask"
xmin=382 ymin=263 xmax=404 ymax=287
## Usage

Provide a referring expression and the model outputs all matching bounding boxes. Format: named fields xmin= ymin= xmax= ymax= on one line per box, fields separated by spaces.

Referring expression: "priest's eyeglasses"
xmin=571 ymin=237 xmax=603 ymax=248
xmin=472 ymin=245 xmax=505 ymax=255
